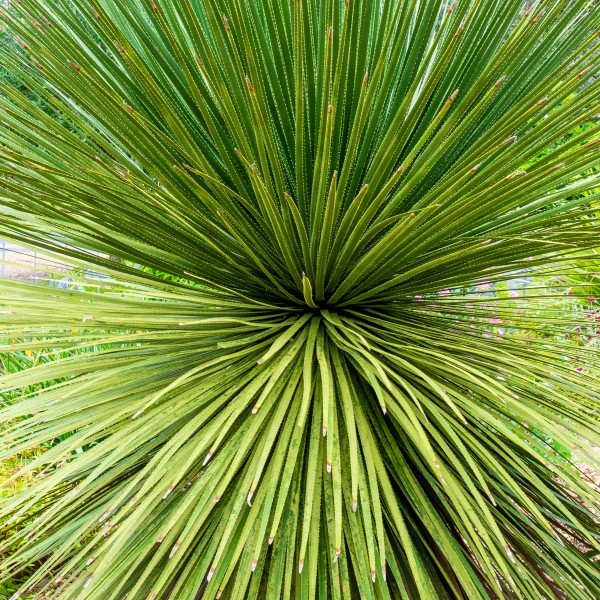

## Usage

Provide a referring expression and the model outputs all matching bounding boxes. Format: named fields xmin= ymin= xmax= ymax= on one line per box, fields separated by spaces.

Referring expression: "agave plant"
xmin=1 ymin=0 xmax=600 ymax=598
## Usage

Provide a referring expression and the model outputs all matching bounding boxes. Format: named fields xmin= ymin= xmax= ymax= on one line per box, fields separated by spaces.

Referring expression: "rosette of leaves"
xmin=1 ymin=0 xmax=600 ymax=598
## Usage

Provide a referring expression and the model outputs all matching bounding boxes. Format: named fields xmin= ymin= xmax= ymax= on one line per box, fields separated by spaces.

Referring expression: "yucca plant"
xmin=1 ymin=0 xmax=600 ymax=598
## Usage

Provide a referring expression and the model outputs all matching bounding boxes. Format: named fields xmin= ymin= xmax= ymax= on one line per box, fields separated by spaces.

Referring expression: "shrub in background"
xmin=1 ymin=1 xmax=600 ymax=598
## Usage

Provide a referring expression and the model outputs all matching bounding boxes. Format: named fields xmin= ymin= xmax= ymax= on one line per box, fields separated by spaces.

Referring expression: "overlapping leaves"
xmin=1 ymin=0 xmax=600 ymax=598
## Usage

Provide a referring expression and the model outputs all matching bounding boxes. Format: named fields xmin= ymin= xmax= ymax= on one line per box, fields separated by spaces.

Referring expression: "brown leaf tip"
xmin=493 ymin=75 xmax=506 ymax=89
xmin=532 ymin=8 xmax=545 ymax=25
xmin=499 ymin=135 xmax=517 ymax=147
xmin=504 ymin=170 xmax=527 ymax=180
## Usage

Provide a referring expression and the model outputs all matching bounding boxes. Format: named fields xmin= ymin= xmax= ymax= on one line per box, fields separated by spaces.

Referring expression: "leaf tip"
xmin=493 ymin=75 xmax=506 ymax=89
xmin=169 ymin=541 xmax=181 ymax=558
xmin=499 ymin=135 xmax=517 ymax=147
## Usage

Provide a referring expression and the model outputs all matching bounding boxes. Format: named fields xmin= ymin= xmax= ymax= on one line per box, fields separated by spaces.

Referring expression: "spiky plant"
xmin=1 ymin=0 xmax=600 ymax=598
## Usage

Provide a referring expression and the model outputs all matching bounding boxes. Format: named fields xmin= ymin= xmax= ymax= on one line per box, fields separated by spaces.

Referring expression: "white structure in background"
xmin=1 ymin=240 xmax=40 ymax=280
xmin=1 ymin=240 xmax=116 ymax=291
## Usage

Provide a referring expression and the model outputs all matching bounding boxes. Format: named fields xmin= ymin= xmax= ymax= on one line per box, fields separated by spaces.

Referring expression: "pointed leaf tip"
xmin=169 ymin=542 xmax=181 ymax=558
xmin=493 ymin=75 xmax=506 ymax=88
xmin=302 ymin=273 xmax=319 ymax=308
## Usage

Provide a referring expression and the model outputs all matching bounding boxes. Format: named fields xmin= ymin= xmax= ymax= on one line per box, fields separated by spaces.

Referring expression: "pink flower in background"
xmin=564 ymin=333 xmax=570 ymax=339
xmin=415 ymin=295 xmax=423 ymax=299
xmin=587 ymin=298 xmax=596 ymax=303
xmin=490 ymin=318 xmax=500 ymax=324
xmin=439 ymin=289 xmax=450 ymax=296
xmin=510 ymin=291 xmax=518 ymax=297
xmin=576 ymin=367 xmax=583 ymax=372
